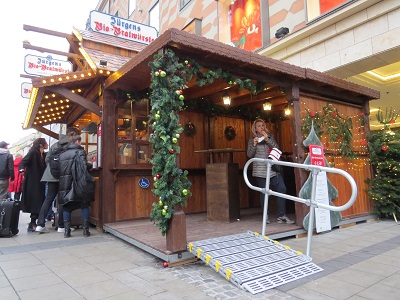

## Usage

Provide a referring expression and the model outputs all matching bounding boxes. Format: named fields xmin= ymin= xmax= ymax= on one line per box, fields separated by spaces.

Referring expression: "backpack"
xmin=72 ymin=151 xmax=95 ymax=200
xmin=48 ymin=143 xmax=67 ymax=179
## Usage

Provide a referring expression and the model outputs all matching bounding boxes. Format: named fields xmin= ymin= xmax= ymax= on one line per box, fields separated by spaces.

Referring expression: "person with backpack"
xmin=58 ymin=134 xmax=94 ymax=238
xmin=35 ymin=127 xmax=80 ymax=233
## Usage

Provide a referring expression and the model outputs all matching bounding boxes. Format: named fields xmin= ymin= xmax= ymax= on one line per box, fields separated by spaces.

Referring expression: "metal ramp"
xmin=188 ymin=231 xmax=323 ymax=294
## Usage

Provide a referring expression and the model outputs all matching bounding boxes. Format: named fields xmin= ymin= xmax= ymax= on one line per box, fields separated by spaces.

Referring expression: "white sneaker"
xmin=35 ymin=226 xmax=50 ymax=233
xmin=58 ymin=227 xmax=75 ymax=232
xmin=277 ymin=215 xmax=295 ymax=224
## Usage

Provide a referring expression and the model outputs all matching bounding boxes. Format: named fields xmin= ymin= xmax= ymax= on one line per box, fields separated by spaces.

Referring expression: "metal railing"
xmin=243 ymin=158 xmax=358 ymax=256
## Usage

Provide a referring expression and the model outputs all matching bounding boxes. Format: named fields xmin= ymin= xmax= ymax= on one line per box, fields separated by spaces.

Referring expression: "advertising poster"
xmin=229 ymin=0 xmax=262 ymax=51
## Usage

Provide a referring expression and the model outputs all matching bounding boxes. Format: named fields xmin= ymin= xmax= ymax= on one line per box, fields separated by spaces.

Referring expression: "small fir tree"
xmin=300 ymin=122 xmax=342 ymax=230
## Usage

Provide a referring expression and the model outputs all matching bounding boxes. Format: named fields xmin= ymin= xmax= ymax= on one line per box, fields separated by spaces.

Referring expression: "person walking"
xmin=58 ymin=135 xmax=94 ymax=238
xmin=8 ymin=153 xmax=23 ymax=200
xmin=35 ymin=127 xmax=81 ymax=233
xmin=0 ymin=141 xmax=14 ymax=200
xmin=247 ymin=119 xmax=294 ymax=224
xmin=19 ymin=138 xmax=48 ymax=232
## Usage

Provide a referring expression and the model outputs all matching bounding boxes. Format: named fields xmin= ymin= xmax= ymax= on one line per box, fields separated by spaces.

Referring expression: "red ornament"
xmin=360 ymin=139 xmax=367 ymax=146
xmin=358 ymin=112 xmax=364 ymax=117
xmin=337 ymin=137 xmax=342 ymax=142
xmin=156 ymin=174 xmax=161 ymax=179
xmin=187 ymin=64 xmax=191 ymax=68
xmin=382 ymin=145 xmax=389 ymax=151
xmin=325 ymin=142 xmax=330 ymax=148
xmin=169 ymin=149 xmax=175 ymax=154
xmin=332 ymin=113 xmax=337 ymax=117
xmin=163 ymin=262 xmax=168 ymax=268
xmin=390 ymin=119 xmax=395 ymax=124
xmin=309 ymin=111 xmax=315 ymax=117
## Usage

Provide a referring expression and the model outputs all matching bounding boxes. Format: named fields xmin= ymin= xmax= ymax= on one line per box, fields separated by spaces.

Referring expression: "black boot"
xmin=64 ymin=219 xmax=71 ymax=238
xmin=83 ymin=219 xmax=91 ymax=237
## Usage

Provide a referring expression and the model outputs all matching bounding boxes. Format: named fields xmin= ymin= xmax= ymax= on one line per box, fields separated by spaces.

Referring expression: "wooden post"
xmin=166 ymin=204 xmax=187 ymax=252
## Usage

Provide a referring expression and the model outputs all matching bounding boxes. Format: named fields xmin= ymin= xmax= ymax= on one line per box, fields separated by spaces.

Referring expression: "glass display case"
xmin=117 ymin=98 xmax=151 ymax=165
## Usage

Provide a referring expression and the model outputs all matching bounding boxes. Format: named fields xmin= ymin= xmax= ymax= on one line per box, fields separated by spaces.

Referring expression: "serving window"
xmin=117 ymin=98 xmax=151 ymax=165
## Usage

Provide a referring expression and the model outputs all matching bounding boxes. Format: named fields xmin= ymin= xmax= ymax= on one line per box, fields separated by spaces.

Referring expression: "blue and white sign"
xmin=138 ymin=177 xmax=150 ymax=189
xmin=24 ymin=54 xmax=72 ymax=77
xmin=89 ymin=10 xmax=158 ymax=45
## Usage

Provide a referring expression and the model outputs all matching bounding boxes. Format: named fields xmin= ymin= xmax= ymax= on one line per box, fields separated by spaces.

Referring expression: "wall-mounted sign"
xmin=21 ymin=82 xmax=33 ymax=99
xmin=24 ymin=54 xmax=72 ymax=77
xmin=138 ymin=177 xmax=150 ymax=189
xmin=89 ymin=10 xmax=158 ymax=45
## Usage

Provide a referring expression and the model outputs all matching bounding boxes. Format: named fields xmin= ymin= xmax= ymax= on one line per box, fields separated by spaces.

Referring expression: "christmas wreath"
xmin=224 ymin=125 xmax=236 ymax=141
xmin=184 ymin=121 xmax=196 ymax=137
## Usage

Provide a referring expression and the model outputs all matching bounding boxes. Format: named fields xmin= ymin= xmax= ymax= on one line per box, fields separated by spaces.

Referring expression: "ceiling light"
xmin=222 ymin=93 xmax=231 ymax=105
xmin=263 ymin=102 xmax=272 ymax=111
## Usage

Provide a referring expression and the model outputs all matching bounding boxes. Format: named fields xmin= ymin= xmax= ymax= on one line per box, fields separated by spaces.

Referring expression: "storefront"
xmin=23 ymin=27 xmax=379 ymax=254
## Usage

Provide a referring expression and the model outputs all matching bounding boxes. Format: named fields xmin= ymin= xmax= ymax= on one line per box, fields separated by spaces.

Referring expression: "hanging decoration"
xmin=301 ymin=104 xmax=356 ymax=159
xmin=224 ymin=125 xmax=237 ymax=141
xmin=184 ymin=121 xmax=196 ymax=137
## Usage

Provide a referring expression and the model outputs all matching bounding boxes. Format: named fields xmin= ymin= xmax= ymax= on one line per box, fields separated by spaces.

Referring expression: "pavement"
xmin=1 ymin=212 xmax=399 ymax=300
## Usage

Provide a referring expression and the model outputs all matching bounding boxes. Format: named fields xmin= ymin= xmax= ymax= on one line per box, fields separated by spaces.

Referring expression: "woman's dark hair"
xmin=66 ymin=127 xmax=81 ymax=137
xmin=32 ymin=138 xmax=47 ymax=149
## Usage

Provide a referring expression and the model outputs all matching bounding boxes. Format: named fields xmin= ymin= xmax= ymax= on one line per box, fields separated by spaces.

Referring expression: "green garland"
xmin=302 ymin=104 xmax=356 ymax=159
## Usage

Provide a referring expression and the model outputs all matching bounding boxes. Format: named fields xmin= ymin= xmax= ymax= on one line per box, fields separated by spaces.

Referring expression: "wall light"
xmin=222 ymin=93 xmax=231 ymax=105
xmin=99 ymin=60 xmax=108 ymax=67
xmin=284 ymin=107 xmax=291 ymax=116
xmin=263 ymin=102 xmax=272 ymax=111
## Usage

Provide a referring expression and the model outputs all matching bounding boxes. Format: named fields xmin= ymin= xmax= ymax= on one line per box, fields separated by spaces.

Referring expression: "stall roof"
xmin=23 ymin=27 xmax=146 ymax=130
xmin=105 ymin=28 xmax=380 ymax=104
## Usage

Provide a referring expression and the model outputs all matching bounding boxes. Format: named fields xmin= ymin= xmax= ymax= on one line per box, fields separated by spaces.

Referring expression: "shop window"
xmin=306 ymin=0 xmax=350 ymax=22
xmin=117 ymin=98 xmax=151 ymax=165
xmin=180 ymin=0 xmax=192 ymax=10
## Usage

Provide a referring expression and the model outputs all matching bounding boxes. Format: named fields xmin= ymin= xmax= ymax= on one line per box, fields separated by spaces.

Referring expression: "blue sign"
xmin=139 ymin=177 xmax=150 ymax=189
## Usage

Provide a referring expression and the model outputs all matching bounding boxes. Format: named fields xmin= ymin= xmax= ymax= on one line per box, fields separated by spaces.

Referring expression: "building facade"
xmin=95 ymin=0 xmax=400 ymax=129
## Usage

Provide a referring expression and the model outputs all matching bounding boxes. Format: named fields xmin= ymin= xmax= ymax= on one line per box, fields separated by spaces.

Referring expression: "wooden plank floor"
xmin=104 ymin=208 xmax=303 ymax=257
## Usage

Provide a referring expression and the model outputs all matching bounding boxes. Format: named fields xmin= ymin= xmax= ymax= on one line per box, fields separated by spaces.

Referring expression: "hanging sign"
xmin=89 ymin=10 xmax=158 ymax=45
xmin=309 ymin=144 xmax=331 ymax=233
xmin=97 ymin=123 xmax=102 ymax=168
xmin=24 ymin=54 xmax=72 ymax=77
xmin=21 ymin=82 xmax=33 ymax=99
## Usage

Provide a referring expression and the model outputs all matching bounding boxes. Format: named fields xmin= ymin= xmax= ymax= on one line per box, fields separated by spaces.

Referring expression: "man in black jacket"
xmin=0 ymin=141 xmax=14 ymax=200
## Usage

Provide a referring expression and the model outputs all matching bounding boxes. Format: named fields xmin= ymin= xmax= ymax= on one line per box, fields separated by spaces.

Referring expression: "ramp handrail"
xmin=243 ymin=158 xmax=358 ymax=256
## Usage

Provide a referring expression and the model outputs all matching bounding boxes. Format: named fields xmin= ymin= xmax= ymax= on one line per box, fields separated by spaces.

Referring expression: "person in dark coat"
xmin=58 ymin=135 xmax=93 ymax=238
xmin=0 ymin=141 xmax=14 ymax=200
xmin=35 ymin=127 xmax=81 ymax=234
xmin=8 ymin=153 xmax=24 ymax=200
xmin=19 ymin=138 xmax=48 ymax=231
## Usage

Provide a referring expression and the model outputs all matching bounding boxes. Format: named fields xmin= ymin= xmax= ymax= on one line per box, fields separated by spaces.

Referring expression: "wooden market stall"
xmin=23 ymin=27 xmax=380 ymax=257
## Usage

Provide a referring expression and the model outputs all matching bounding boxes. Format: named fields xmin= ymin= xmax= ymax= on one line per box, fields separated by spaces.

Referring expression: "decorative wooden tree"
xmin=300 ymin=122 xmax=342 ymax=231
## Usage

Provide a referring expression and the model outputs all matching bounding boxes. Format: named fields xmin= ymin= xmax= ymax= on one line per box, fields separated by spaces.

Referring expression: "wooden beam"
xmin=23 ymin=24 xmax=72 ymax=39
xmin=31 ymin=125 xmax=59 ymax=139
xmin=23 ymin=43 xmax=83 ymax=60
xmin=27 ymin=88 xmax=45 ymax=128
xmin=47 ymin=86 xmax=102 ymax=116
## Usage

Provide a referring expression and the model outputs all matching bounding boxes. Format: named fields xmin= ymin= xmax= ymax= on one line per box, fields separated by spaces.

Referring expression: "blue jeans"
xmin=63 ymin=207 xmax=90 ymax=221
xmin=256 ymin=173 xmax=287 ymax=217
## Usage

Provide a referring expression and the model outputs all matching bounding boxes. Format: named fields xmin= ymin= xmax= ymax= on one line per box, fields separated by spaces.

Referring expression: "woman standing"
xmin=247 ymin=119 xmax=294 ymax=224
xmin=8 ymin=153 xmax=24 ymax=200
xmin=19 ymin=138 xmax=48 ymax=231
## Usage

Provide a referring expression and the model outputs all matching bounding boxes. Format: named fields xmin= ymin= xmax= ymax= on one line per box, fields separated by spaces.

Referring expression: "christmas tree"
xmin=366 ymin=108 xmax=400 ymax=218
xmin=300 ymin=122 xmax=342 ymax=231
